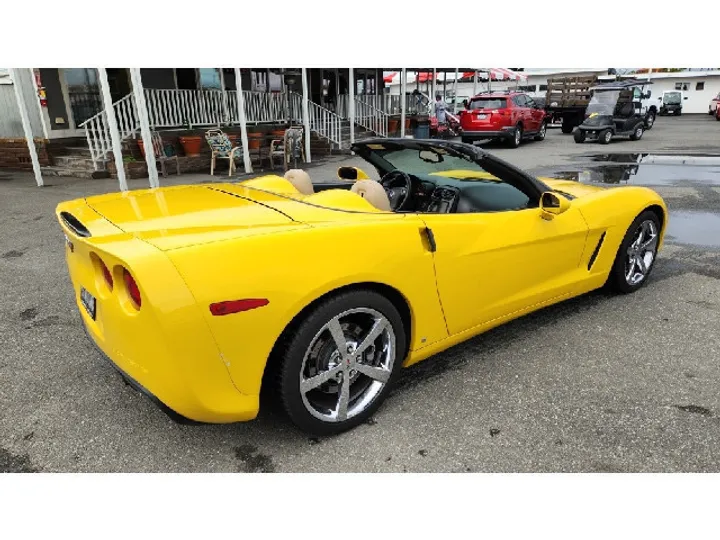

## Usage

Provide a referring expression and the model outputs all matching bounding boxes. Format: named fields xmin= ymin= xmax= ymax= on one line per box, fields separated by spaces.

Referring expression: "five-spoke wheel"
xmin=607 ymin=210 xmax=662 ymax=294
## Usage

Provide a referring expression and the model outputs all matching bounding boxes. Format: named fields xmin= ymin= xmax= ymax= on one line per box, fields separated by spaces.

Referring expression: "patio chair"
xmin=269 ymin=126 xmax=306 ymax=171
xmin=147 ymin=131 xmax=181 ymax=178
xmin=205 ymin=129 xmax=244 ymax=176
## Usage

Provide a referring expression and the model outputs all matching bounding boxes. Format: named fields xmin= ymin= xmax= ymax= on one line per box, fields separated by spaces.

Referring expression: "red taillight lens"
xmin=123 ymin=268 xmax=141 ymax=308
xmin=210 ymin=298 xmax=269 ymax=316
xmin=100 ymin=260 xmax=113 ymax=289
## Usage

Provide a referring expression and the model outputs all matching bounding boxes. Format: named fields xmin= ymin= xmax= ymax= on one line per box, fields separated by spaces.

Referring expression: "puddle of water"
xmin=577 ymin=153 xmax=720 ymax=166
xmin=547 ymin=163 xmax=720 ymax=186
xmin=666 ymin=211 xmax=720 ymax=248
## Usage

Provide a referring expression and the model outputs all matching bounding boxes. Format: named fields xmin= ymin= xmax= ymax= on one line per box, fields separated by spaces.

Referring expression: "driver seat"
xmin=350 ymin=179 xmax=392 ymax=211
xmin=284 ymin=169 xmax=314 ymax=195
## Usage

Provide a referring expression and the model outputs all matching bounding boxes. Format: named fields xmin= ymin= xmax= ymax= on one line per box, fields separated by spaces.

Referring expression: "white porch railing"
xmin=354 ymin=98 xmax=388 ymax=137
xmin=79 ymin=93 xmax=137 ymax=169
xmin=298 ymin=93 xmax=342 ymax=148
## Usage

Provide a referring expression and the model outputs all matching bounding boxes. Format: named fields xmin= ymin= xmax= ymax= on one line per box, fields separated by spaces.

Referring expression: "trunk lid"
xmin=82 ymin=184 xmax=304 ymax=251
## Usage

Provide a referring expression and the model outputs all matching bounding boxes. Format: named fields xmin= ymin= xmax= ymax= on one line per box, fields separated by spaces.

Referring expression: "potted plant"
xmin=179 ymin=134 xmax=203 ymax=157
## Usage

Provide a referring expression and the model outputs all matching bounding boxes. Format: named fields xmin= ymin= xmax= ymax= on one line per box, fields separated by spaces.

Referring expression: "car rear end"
xmin=459 ymin=95 xmax=517 ymax=143
xmin=56 ymin=197 xmax=260 ymax=424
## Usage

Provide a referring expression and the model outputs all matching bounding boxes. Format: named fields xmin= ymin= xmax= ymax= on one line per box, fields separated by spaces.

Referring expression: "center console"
xmin=424 ymin=186 xmax=460 ymax=214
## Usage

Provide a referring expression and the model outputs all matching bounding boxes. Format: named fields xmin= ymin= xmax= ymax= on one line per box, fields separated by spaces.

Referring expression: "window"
xmin=675 ymin=82 xmax=689 ymax=91
xmin=696 ymin=81 xmax=705 ymax=91
xmin=539 ymin=84 xmax=548 ymax=92
xmin=513 ymin=94 xmax=528 ymax=107
xmin=198 ymin=68 xmax=221 ymax=89
xmin=470 ymin=97 xmax=508 ymax=109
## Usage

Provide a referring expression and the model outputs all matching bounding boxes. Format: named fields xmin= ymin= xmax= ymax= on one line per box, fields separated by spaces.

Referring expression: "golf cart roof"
xmin=589 ymin=79 xmax=654 ymax=91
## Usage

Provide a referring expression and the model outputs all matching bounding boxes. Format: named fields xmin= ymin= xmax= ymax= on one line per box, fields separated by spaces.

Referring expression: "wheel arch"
xmin=260 ymin=281 xmax=413 ymax=400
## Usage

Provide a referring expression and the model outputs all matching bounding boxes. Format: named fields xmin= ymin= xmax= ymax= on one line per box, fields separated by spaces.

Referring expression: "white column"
xmin=233 ymin=68 xmax=252 ymax=174
xmin=349 ymin=67 xmax=355 ymax=145
xmin=432 ymin=69 xmax=436 ymax=103
xmin=219 ymin=68 xmax=229 ymax=125
xmin=98 ymin=68 xmax=128 ymax=192
xmin=129 ymin=68 xmax=159 ymax=188
xmin=452 ymin=68 xmax=459 ymax=113
xmin=301 ymin=67 xmax=311 ymax=164
xmin=400 ymin=68 xmax=407 ymax=138
xmin=28 ymin=69 xmax=49 ymax=140
xmin=9 ymin=69 xmax=43 ymax=187
xmin=473 ymin=70 xmax=478 ymax=96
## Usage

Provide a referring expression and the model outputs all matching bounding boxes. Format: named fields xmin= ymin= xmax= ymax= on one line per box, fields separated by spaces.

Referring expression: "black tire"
xmin=272 ymin=290 xmax=407 ymax=436
xmin=677 ymin=110 xmax=682 ymax=116
xmin=534 ymin=122 xmax=547 ymax=141
xmin=509 ymin=124 xmax=522 ymax=148
xmin=644 ymin=111 xmax=656 ymax=130
xmin=630 ymin=123 xmax=644 ymax=141
xmin=598 ymin=129 xmax=612 ymax=144
xmin=573 ymin=129 xmax=586 ymax=143
xmin=605 ymin=210 xmax=662 ymax=294
xmin=561 ymin=121 xmax=574 ymax=134
xmin=709 ymin=108 xmax=714 ymax=115
xmin=716 ymin=113 xmax=720 ymax=122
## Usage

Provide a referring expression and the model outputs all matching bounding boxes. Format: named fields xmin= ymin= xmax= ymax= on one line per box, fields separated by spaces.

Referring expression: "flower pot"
xmin=271 ymin=129 xmax=286 ymax=139
xmin=137 ymin=139 xmax=146 ymax=158
xmin=388 ymin=118 xmax=400 ymax=134
xmin=404 ymin=118 xmax=412 ymax=130
xmin=179 ymin=135 xmax=203 ymax=157
xmin=248 ymin=132 xmax=263 ymax=150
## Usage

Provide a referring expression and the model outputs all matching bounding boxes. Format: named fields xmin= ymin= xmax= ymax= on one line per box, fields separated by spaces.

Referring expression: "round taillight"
xmin=100 ymin=260 xmax=113 ymax=290
xmin=123 ymin=268 xmax=141 ymax=309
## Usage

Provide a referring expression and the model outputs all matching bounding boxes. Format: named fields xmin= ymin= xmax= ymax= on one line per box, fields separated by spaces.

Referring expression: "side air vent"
xmin=60 ymin=211 xmax=91 ymax=238
xmin=587 ymin=232 xmax=606 ymax=270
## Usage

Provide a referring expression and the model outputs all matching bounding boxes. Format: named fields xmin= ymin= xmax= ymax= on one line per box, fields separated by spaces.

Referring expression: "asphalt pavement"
xmin=1 ymin=114 xmax=719 ymax=473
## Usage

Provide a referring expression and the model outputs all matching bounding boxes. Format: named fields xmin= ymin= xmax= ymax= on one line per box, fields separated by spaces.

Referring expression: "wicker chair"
xmin=269 ymin=126 xmax=306 ymax=171
xmin=146 ymin=131 xmax=180 ymax=178
xmin=205 ymin=129 xmax=244 ymax=176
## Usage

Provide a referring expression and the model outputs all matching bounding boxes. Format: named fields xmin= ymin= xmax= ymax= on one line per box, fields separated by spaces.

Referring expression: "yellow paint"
xmin=55 ymin=174 xmax=667 ymax=424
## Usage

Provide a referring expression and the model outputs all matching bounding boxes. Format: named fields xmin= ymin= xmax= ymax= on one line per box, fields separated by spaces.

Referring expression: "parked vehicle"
xmin=658 ymin=90 xmax=687 ymax=115
xmin=546 ymin=76 xmax=657 ymax=133
xmin=709 ymin=92 xmax=720 ymax=115
xmin=55 ymin=138 xmax=668 ymax=435
xmin=458 ymin=91 xmax=547 ymax=148
xmin=573 ymin=80 xmax=649 ymax=145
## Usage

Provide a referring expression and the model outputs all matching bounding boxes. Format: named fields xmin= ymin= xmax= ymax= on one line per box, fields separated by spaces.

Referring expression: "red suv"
xmin=458 ymin=92 xmax=547 ymax=148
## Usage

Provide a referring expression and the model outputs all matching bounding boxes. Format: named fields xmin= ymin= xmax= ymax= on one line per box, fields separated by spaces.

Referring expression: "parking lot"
xmin=1 ymin=114 xmax=719 ymax=473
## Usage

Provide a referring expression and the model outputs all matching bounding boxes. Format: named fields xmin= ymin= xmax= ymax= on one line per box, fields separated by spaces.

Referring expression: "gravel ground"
xmin=1 ymin=114 xmax=719 ymax=473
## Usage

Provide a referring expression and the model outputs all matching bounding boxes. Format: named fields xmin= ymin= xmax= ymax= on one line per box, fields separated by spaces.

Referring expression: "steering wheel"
xmin=379 ymin=170 xmax=413 ymax=211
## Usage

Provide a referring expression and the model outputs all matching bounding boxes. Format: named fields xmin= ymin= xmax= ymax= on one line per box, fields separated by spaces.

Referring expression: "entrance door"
xmin=64 ymin=68 xmax=103 ymax=127
xmin=176 ymin=68 xmax=197 ymax=90
xmin=106 ymin=68 xmax=131 ymax=102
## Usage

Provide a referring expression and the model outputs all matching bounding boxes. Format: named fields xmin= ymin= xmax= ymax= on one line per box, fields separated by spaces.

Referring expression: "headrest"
xmin=284 ymin=169 xmax=314 ymax=195
xmin=350 ymin=179 xmax=391 ymax=212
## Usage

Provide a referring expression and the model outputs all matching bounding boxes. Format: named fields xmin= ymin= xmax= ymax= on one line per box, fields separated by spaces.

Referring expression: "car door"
xmin=525 ymin=95 xmax=545 ymax=131
xmin=418 ymin=169 xmax=589 ymax=337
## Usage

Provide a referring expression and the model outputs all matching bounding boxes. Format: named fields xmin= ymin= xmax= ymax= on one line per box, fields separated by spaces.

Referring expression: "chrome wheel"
xmin=625 ymin=220 xmax=658 ymax=286
xmin=299 ymin=308 xmax=396 ymax=423
xmin=635 ymin=126 xmax=643 ymax=139
xmin=646 ymin=113 xmax=655 ymax=128
xmin=514 ymin=128 xmax=522 ymax=146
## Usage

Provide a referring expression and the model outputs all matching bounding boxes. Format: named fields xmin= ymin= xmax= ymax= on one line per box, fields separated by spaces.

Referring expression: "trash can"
xmin=414 ymin=122 xmax=430 ymax=139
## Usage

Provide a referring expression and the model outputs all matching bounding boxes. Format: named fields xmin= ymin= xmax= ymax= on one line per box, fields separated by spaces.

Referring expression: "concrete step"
xmin=41 ymin=166 xmax=109 ymax=179
xmin=60 ymin=147 xmax=94 ymax=157
xmin=52 ymin=156 xmax=96 ymax=169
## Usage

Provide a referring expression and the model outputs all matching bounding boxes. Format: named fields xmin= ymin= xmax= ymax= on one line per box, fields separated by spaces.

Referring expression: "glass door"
xmin=63 ymin=68 xmax=102 ymax=127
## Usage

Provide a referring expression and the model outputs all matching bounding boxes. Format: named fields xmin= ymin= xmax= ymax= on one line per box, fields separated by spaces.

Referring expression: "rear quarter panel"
xmin=570 ymin=185 xmax=668 ymax=291
xmin=165 ymin=217 xmax=449 ymax=396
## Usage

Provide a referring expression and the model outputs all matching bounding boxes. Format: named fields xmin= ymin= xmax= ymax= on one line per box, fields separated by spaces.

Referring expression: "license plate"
xmin=80 ymin=287 xmax=96 ymax=320
xmin=477 ymin=114 xmax=487 ymax=119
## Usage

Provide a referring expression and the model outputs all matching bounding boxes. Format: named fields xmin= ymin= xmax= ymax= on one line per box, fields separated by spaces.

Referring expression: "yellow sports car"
xmin=56 ymin=139 xmax=668 ymax=435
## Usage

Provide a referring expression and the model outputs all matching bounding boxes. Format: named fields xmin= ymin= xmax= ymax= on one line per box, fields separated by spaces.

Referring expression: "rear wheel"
xmin=606 ymin=210 xmax=661 ymax=294
xmin=573 ymin=129 xmax=586 ymax=143
xmin=509 ymin=125 xmax=522 ymax=148
xmin=272 ymin=290 xmax=406 ymax=435
xmin=534 ymin=122 xmax=547 ymax=141
xmin=599 ymin=129 xmax=612 ymax=144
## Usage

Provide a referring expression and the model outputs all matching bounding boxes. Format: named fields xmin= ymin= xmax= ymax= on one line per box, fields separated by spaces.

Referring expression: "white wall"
xmin=0 ymin=69 xmax=44 ymax=138
xmin=646 ymin=76 xmax=720 ymax=114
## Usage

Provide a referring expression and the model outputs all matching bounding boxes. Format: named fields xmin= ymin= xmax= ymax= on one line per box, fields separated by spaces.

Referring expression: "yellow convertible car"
xmin=56 ymin=139 xmax=667 ymax=435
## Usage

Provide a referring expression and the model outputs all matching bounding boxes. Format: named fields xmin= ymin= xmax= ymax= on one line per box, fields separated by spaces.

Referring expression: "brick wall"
xmin=0 ymin=138 xmax=51 ymax=169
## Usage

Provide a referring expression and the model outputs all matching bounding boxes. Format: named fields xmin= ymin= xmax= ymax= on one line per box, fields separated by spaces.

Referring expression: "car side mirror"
xmin=684 ymin=96 xmax=688 ymax=100
xmin=540 ymin=191 xmax=571 ymax=220
xmin=337 ymin=166 xmax=370 ymax=181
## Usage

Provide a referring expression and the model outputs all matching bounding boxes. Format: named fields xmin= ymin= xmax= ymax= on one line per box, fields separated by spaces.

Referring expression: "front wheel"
xmin=534 ymin=122 xmax=547 ymax=141
xmin=599 ymin=129 xmax=612 ymax=144
xmin=605 ymin=210 xmax=661 ymax=294
xmin=573 ymin=129 xmax=586 ymax=143
xmin=272 ymin=290 xmax=407 ymax=435
xmin=630 ymin=124 xmax=644 ymax=141
xmin=644 ymin=111 xmax=656 ymax=129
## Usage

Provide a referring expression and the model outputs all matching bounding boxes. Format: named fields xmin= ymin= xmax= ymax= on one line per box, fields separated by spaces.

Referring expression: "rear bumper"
xmin=461 ymin=127 xmax=516 ymax=140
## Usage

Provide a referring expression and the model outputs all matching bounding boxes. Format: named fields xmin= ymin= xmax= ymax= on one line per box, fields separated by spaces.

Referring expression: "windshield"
xmin=369 ymin=145 xmax=488 ymax=177
xmin=470 ymin=98 xmax=507 ymax=110
xmin=586 ymin=90 xmax=621 ymax=115
xmin=664 ymin=92 xmax=681 ymax=104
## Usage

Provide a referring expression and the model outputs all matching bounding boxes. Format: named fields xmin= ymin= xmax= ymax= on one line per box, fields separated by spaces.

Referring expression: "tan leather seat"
xmin=284 ymin=169 xmax=314 ymax=195
xmin=350 ymin=179 xmax=391 ymax=212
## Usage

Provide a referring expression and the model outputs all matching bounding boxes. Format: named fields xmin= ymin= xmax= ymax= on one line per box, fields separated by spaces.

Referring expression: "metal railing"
xmin=354 ymin=97 xmax=388 ymax=137
xmin=297 ymin=93 xmax=342 ymax=148
xmin=79 ymin=93 xmax=137 ymax=169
